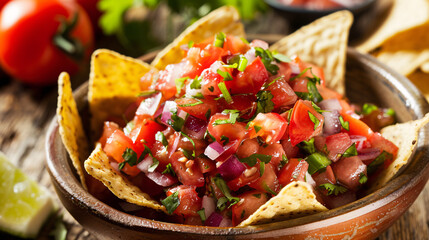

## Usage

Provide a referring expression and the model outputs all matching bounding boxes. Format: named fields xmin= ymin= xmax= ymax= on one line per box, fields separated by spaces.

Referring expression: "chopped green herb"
xmin=137 ymin=89 xmax=157 ymax=97
xmin=305 ymin=152 xmax=331 ymax=175
xmin=367 ymin=151 xmax=392 ymax=175
xmin=190 ymin=76 xmax=202 ymax=89
xmin=386 ymin=108 xmax=395 ymax=116
xmin=214 ymin=32 xmax=226 ymax=48
xmin=178 ymin=99 xmax=204 ymax=107
xmin=217 ymin=69 xmax=233 ymax=81
xmin=168 ymin=110 xmax=186 ymax=131
xmin=119 ymin=148 xmax=138 ymax=170
xmin=263 ymin=183 xmax=277 ymax=196
xmin=123 ymin=120 xmax=135 ymax=136
xmin=290 ymin=68 xmax=310 ymax=81
xmin=218 ymin=82 xmax=233 ymax=103
xmin=205 ymin=108 xmax=212 ymax=120
xmin=273 ymin=52 xmax=291 ymax=63
xmin=308 ymin=111 xmax=320 ymax=130
xmin=359 ymin=173 xmax=368 ymax=184
xmin=220 ymin=135 xmax=230 ymax=145
xmin=155 ymin=131 xmax=168 ymax=147
xmin=213 ymin=177 xmax=240 ymax=208
xmin=362 ymin=103 xmax=378 ymax=115
xmin=306 ymin=68 xmax=321 ymax=84
xmin=298 ymin=138 xmax=316 ymax=154
xmin=148 ymin=158 xmax=159 ymax=173
xmin=208 ymin=86 xmax=215 ymax=92
xmin=256 ymin=90 xmax=275 ymax=114
xmin=253 ymin=193 xmax=261 ymax=198
xmin=181 ymin=132 xmax=196 ymax=157
xmin=162 ymin=163 xmax=176 ymax=176
xmin=339 ymin=115 xmax=349 ymax=131
xmin=205 ymin=129 xmax=216 ymax=142
xmin=238 ymin=55 xmax=248 ymax=71
xmin=197 ymin=209 xmax=206 ymax=222
xmin=188 ymin=40 xmax=194 ymax=49
xmin=280 ymin=154 xmax=288 ymax=168
xmin=254 ymin=125 xmax=262 ymax=133
xmin=342 ymin=143 xmax=358 ymax=158
xmin=175 ymin=77 xmax=188 ymax=95
xmin=319 ymin=183 xmax=348 ymax=196
xmin=254 ymin=47 xmax=279 ymax=75
xmin=295 ymin=81 xmax=323 ymax=103
xmin=213 ymin=109 xmax=240 ymax=125
xmin=260 ymin=162 xmax=265 ymax=176
xmin=311 ymin=101 xmax=327 ymax=114
xmin=161 ymin=191 xmax=180 ymax=214
xmin=239 ymin=154 xmax=272 ymax=167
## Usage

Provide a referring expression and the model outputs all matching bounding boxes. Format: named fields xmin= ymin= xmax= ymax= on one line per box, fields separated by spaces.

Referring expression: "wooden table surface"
xmin=1 ymin=1 xmax=428 ymax=238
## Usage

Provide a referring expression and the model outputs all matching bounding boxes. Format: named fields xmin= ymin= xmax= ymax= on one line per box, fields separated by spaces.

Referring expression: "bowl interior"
xmin=46 ymin=48 xmax=429 ymax=238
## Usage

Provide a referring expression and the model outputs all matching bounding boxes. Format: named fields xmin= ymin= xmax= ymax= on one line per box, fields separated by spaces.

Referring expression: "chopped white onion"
xmin=244 ymin=48 xmax=256 ymax=65
xmin=290 ymin=62 xmax=301 ymax=75
xmin=305 ymin=172 xmax=316 ymax=188
xmin=202 ymin=196 xmax=216 ymax=219
xmin=318 ymin=99 xmax=342 ymax=111
xmin=136 ymin=92 xmax=163 ymax=116
xmin=204 ymin=141 xmax=226 ymax=160
xmin=322 ymin=110 xmax=341 ymax=136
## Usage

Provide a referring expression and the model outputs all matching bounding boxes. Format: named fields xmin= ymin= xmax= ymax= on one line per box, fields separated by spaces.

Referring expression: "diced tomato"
xmin=247 ymin=113 xmax=288 ymax=144
xmin=227 ymin=165 xmax=260 ymax=191
xmin=231 ymin=191 xmax=268 ymax=226
xmin=332 ymin=156 xmax=367 ymax=191
xmin=368 ymin=132 xmax=399 ymax=157
xmin=318 ymin=85 xmax=343 ymax=100
xmin=195 ymin=156 xmax=216 ymax=173
xmin=278 ymin=158 xmax=309 ymax=186
xmin=216 ymin=140 xmax=240 ymax=162
xmin=150 ymin=141 xmax=169 ymax=171
xmin=155 ymin=62 xmax=186 ymax=99
xmin=267 ymin=77 xmax=297 ymax=108
xmin=207 ymin=113 xmax=247 ymax=143
xmin=249 ymin=163 xmax=279 ymax=194
xmin=127 ymin=118 xmax=165 ymax=151
xmin=170 ymin=151 xmax=205 ymax=187
xmin=200 ymin=61 xmax=228 ymax=96
xmin=281 ymin=138 xmax=300 ymax=159
xmin=236 ymin=138 xmax=260 ymax=159
xmin=315 ymin=133 xmax=352 ymax=162
xmin=257 ymin=143 xmax=285 ymax=169
xmin=166 ymin=185 xmax=202 ymax=217
xmin=226 ymin=57 xmax=268 ymax=95
xmin=312 ymin=165 xmax=336 ymax=186
xmin=361 ymin=108 xmax=395 ymax=132
xmin=103 ymin=130 xmax=141 ymax=176
xmin=223 ymin=35 xmax=250 ymax=55
xmin=340 ymin=113 xmax=374 ymax=139
xmin=290 ymin=78 xmax=308 ymax=93
xmin=182 ymin=45 xmax=223 ymax=79
xmin=99 ymin=121 xmax=120 ymax=147
xmin=289 ymin=100 xmax=324 ymax=145
xmin=140 ymin=68 xmax=158 ymax=90
xmin=207 ymin=174 xmax=226 ymax=200
xmin=176 ymin=97 xmax=217 ymax=120
xmin=216 ymin=95 xmax=257 ymax=120
xmin=294 ymin=56 xmax=325 ymax=85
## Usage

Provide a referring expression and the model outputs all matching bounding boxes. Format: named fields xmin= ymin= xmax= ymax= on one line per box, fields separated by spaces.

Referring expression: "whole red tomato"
xmin=0 ymin=0 xmax=94 ymax=85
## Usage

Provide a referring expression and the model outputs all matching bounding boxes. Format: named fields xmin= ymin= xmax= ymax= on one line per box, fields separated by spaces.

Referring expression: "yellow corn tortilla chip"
xmin=371 ymin=22 xmax=429 ymax=76
xmin=269 ymin=11 xmax=353 ymax=95
xmin=409 ymin=70 xmax=429 ymax=101
xmin=84 ymin=143 xmax=166 ymax=212
xmin=151 ymin=6 xmax=245 ymax=70
xmin=57 ymin=72 xmax=89 ymax=189
xmin=356 ymin=0 xmax=429 ymax=53
xmin=369 ymin=113 xmax=429 ymax=191
xmin=89 ymin=49 xmax=153 ymax=138
xmin=238 ymin=182 xmax=327 ymax=227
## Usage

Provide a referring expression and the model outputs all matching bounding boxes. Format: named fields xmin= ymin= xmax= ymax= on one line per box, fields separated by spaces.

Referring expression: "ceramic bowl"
xmin=46 ymin=48 xmax=429 ymax=239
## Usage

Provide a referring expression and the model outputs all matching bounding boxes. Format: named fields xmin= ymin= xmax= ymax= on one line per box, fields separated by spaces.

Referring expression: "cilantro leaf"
xmin=119 ymin=148 xmax=138 ymax=170
xmin=298 ymin=138 xmax=316 ymax=154
xmin=359 ymin=173 xmax=368 ymax=184
xmin=342 ymin=143 xmax=357 ymax=158
xmin=362 ymin=103 xmax=378 ymax=115
xmin=213 ymin=176 xmax=240 ymax=208
xmin=319 ymin=183 xmax=348 ymax=196
xmin=305 ymin=152 xmax=331 ymax=175
xmin=256 ymin=90 xmax=274 ymax=114
xmin=254 ymin=47 xmax=279 ymax=75
xmin=190 ymin=76 xmax=202 ymax=89
xmin=339 ymin=115 xmax=349 ymax=131
xmin=161 ymin=191 xmax=180 ymax=214
xmin=308 ymin=111 xmax=320 ymax=130
xmin=239 ymin=154 xmax=272 ymax=167
xmin=168 ymin=110 xmax=186 ymax=131
xmin=367 ymin=151 xmax=393 ymax=175
xmin=213 ymin=109 xmax=240 ymax=125
xmin=162 ymin=163 xmax=176 ymax=176
xmin=155 ymin=131 xmax=168 ymax=147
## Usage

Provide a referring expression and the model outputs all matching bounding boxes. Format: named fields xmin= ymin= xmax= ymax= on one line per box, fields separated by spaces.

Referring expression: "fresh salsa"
xmin=278 ymin=0 xmax=367 ymax=10
xmin=96 ymin=33 xmax=397 ymax=226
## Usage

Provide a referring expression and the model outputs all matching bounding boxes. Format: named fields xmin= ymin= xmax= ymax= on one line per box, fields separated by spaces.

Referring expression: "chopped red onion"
xmin=136 ymin=155 xmax=177 ymax=187
xmin=184 ymin=115 xmax=208 ymax=139
xmin=217 ymin=155 xmax=246 ymax=180
xmin=219 ymin=218 xmax=233 ymax=227
xmin=250 ymin=39 xmax=269 ymax=49
xmin=161 ymin=101 xmax=176 ymax=124
xmin=358 ymin=148 xmax=381 ymax=164
xmin=202 ymin=196 xmax=216 ymax=219
xmin=136 ymin=92 xmax=162 ymax=116
xmin=322 ymin=110 xmax=341 ymax=136
xmin=205 ymin=212 xmax=223 ymax=227
xmin=318 ymin=99 xmax=342 ymax=111
xmin=154 ymin=102 xmax=165 ymax=118
xmin=244 ymin=48 xmax=256 ymax=65
xmin=350 ymin=135 xmax=368 ymax=151
xmin=205 ymin=141 xmax=226 ymax=160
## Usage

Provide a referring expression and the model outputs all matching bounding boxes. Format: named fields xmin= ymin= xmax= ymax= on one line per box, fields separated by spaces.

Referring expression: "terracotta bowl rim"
xmin=46 ymin=47 xmax=429 ymax=236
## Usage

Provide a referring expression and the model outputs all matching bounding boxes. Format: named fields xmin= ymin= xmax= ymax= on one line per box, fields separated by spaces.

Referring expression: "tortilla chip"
xmin=57 ymin=72 xmax=89 ymax=189
xmin=151 ymin=6 xmax=245 ymax=70
xmin=356 ymin=0 xmax=429 ymax=53
xmin=371 ymin=22 xmax=429 ymax=76
xmin=369 ymin=113 xmax=429 ymax=191
xmin=269 ymin=11 xmax=353 ymax=95
xmin=409 ymin=70 xmax=429 ymax=101
xmin=238 ymin=182 xmax=327 ymax=227
xmin=420 ymin=61 xmax=429 ymax=73
xmin=89 ymin=49 xmax=153 ymax=137
xmin=84 ymin=143 xmax=166 ymax=212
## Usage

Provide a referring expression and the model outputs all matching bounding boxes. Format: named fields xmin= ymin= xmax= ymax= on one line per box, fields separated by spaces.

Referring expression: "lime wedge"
xmin=0 ymin=152 xmax=56 ymax=238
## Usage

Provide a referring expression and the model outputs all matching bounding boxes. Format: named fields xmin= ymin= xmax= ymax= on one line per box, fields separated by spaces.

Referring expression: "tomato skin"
xmin=247 ymin=113 xmax=288 ymax=144
xmin=166 ymin=185 xmax=202 ymax=217
xmin=267 ymin=77 xmax=297 ymax=108
xmin=170 ymin=151 xmax=205 ymax=187
xmin=332 ymin=156 xmax=367 ymax=191
xmin=127 ymin=118 xmax=165 ymax=153
xmin=289 ymin=100 xmax=324 ymax=145
xmin=227 ymin=57 xmax=268 ymax=95
xmin=258 ymin=143 xmax=285 ymax=169
xmin=182 ymin=45 xmax=223 ymax=79
xmin=231 ymin=191 xmax=268 ymax=226
xmin=340 ymin=113 xmax=374 ymax=138
xmin=207 ymin=113 xmax=247 ymax=143
xmin=278 ymin=158 xmax=309 ymax=186
xmin=176 ymin=97 xmax=217 ymax=120
xmin=0 ymin=0 xmax=93 ymax=85
xmin=248 ymin=163 xmax=279 ymax=194
xmin=99 ymin=121 xmax=120 ymax=147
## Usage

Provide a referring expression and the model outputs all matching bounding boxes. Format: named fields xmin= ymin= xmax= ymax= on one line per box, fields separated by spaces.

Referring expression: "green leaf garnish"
xmin=273 ymin=52 xmax=291 ymax=63
xmin=254 ymin=47 xmax=279 ymax=75
xmin=342 ymin=143 xmax=357 ymax=158
xmin=214 ymin=32 xmax=226 ymax=48
xmin=319 ymin=183 xmax=348 ymax=196
xmin=298 ymin=138 xmax=316 ymax=154
xmin=256 ymin=90 xmax=274 ymax=114
xmin=218 ymin=82 xmax=233 ymax=103
xmin=239 ymin=154 xmax=272 ymax=167
xmin=162 ymin=163 xmax=176 ymax=176
xmin=308 ymin=111 xmax=320 ymax=130
xmin=217 ymin=69 xmax=233 ymax=81
xmin=305 ymin=152 xmax=331 ymax=175
xmin=161 ymin=191 xmax=180 ymax=214
xmin=213 ymin=109 xmax=240 ymax=125
xmin=367 ymin=151 xmax=393 ymax=175
xmin=362 ymin=103 xmax=378 ymax=115
xmin=175 ymin=77 xmax=188 ymax=95
xmin=339 ymin=115 xmax=349 ymax=131
xmin=155 ymin=131 xmax=168 ymax=147
xmin=213 ymin=176 xmax=240 ymax=208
